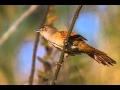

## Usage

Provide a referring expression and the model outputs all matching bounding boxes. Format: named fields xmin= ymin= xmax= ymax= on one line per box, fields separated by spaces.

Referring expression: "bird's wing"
xmin=50 ymin=31 xmax=87 ymax=48
xmin=59 ymin=31 xmax=87 ymax=41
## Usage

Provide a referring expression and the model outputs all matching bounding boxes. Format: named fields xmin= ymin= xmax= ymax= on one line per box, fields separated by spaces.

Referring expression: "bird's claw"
xmin=64 ymin=40 xmax=68 ymax=46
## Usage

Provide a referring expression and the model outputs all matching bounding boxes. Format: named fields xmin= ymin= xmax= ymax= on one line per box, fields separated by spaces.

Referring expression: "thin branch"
xmin=51 ymin=5 xmax=83 ymax=85
xmin=29 ymin=5 xmax=50 ymax=85
xmin=0 ymin=5 xmax=39 ymax=46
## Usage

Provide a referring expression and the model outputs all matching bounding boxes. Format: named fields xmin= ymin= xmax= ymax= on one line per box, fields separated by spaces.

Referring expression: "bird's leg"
xmin=64 ymin=39 xmax=68 ymax=46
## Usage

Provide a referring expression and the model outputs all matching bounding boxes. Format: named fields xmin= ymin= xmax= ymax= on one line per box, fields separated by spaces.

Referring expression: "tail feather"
xmin=87 ymin=48 xmax=116 ymax=66
xmin=77 ymin=41 xmax=116 ymax=66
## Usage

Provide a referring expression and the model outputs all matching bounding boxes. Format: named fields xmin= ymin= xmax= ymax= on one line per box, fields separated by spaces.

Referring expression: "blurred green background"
xmin=0 ymin=5 xmax=120 ymax=85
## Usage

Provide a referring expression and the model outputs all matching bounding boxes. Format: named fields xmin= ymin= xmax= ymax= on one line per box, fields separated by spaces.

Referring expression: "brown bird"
xmin=35 ymin=25 xmax=116 ymax=66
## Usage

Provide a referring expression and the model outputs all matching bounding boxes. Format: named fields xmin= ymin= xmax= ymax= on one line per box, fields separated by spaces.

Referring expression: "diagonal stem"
xmin=51 ymin=5 xmax=83 ymax=85
xmin=29 ymin=5 xmax=50 ymax=85
xmin=0 ymin=5 xmax=39 ymax=46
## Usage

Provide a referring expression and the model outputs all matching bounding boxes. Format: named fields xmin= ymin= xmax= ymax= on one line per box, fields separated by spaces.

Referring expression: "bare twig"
xmin=0 ymin=5 xmax=39 ymax=46
xmin=29 ymin=5 xmax=50 ymax=85
xmin=51 ymin=5 xmax=83 ymax=85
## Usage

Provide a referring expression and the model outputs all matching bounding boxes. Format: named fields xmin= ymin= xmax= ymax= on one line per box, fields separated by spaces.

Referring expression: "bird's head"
xmin=35 ymin=25 xmax=58 ymax=39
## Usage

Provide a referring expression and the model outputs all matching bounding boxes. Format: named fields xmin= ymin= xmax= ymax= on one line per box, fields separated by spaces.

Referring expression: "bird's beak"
xmin=34 ymin=28 xmax=40 ymax=32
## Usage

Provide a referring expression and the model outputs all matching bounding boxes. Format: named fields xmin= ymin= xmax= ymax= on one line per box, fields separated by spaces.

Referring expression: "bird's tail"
xmin=78 ymin=41 xmax=116 ymax=66
xmin=87 ymin=46 xmax=116 ymax=66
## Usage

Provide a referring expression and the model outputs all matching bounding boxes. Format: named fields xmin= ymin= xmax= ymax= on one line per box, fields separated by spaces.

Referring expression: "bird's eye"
xmin=41 ymin=27 xmax=46 ymax=31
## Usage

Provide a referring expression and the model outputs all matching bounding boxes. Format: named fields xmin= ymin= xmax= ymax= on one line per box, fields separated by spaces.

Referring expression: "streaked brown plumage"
xmin=35 ymin=25 xmax=116 ymax=66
